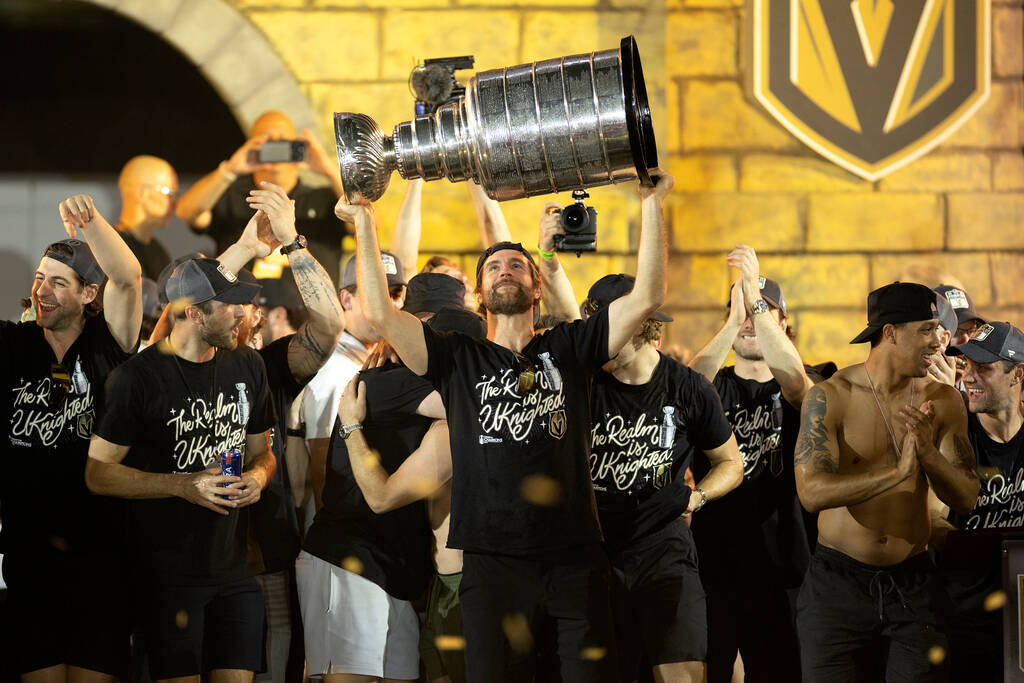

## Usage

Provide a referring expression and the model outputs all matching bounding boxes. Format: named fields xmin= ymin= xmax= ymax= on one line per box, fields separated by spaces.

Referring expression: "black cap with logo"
xmin=587 ymin=274 xmax=673 ymax=322
xmin=850 ymin=282 xmax=939 ymax=344
xmin=947 ymin=321 xmax=1024 ymax=364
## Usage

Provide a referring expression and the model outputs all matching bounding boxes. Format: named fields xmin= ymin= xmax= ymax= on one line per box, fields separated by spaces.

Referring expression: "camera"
xmin=248 ymin=140 xmax=306 ymax=165
xmin=553 ymin=190 xmax=598 ymax=255
xmin=410 ymin=55 xmax=475 ymax=115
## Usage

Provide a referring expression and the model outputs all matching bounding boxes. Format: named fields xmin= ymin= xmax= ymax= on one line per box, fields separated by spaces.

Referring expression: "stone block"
xmin=201 ymin=21 xmax=292 ymax=106
xmin=948 ymin=194 xmax=1024 ymax=250
xmin=673 ymin=195 xmax=802 ymax=251
xmin=560 ymin=255 xmax=632 ymax=303
xmin=116 ymin=0 xmax=185 ymax=32
xmin=869 ymin=252 xmax=993 ymax=306
xmin=991 ymin=252 xmax=1024 ymax=306
xmin=162 ymin=0 xmax=245 ymax=66
xmin=228 ymin=0 xmax=304 ymax=7
xmin=659 ymin=310 xmax=730 ymax=360
xmin=520 ymin=11 xmax=647 ymax=64
xmin=234 ymin=72 xmax=317 ymax=136
xmin=456 ymin=0 xmax=598 ymax=5
xmin=680 ymin=0 xmax=742 ymax=6
xmin=806 ymin=194 xmax=943 ymax=251
xmin=682 ymin=81 xmax=797 ymax=150
xmin=666 ymin=10 xmax=737 ymax=77
xmin=942 ymin=81 xmax=1022 ymax=149
xmin=669 ymin=155 xmax=737 ymax=192
xmin=307 ymin=82 xmax=412 ymax=155
xmin=740 ymin=155 xmax=869 ymax=192
xmin=796 ymin=311 xmax=870 ymax=369
xmin=994 ymin=7 xmax=1024 ymax=77
xmin=979 ymin=306 xmax=1024 ymax=329
xmin=383 ymin=10 xmax=519 ymax=77
xmin=666 ymin=78 xmax=682 ymax=153
xmin=248 ymin=11 xmax=379 ymax=81
xmin=757 ymin=255 xmax=869 ymax=309
xmin=879 ymin=153 xmax=991 ymax=193
xmin=665 ymin=254 xmax=730 ymax=309
xmin=320 ymin=0 xmax=450 ymax=6
xmin=994 ymin=152 xmax=1024 ymax=191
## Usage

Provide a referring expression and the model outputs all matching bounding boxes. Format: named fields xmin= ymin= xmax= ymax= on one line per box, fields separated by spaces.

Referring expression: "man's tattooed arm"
xmin=794 ymin=385 xmax=837 ymax=473
xmin=286 ymin=250 xmax=344 ymax=382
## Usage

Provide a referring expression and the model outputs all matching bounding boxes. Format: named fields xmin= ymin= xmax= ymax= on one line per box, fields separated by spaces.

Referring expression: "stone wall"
xmin=225 ymin=0 xmax=1022 ymax=368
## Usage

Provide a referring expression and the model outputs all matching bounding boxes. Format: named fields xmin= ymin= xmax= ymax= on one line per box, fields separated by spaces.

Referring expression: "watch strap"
xmin=339 ymin=423 xmax=363 ymax=439
xmin=280 ymin=234 xmax=307 ymax=256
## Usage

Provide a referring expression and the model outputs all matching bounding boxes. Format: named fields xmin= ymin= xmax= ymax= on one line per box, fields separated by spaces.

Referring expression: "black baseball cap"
xmin=475 ymin=242 xmax=537 ymax=282
xmin=339 ymin=252 xmax=405 ymax=290
xmin=933 ymin=292 xmax=959 ymax=335
xmin=257 ymin=271 xmax=303 ymax=312
xmin=947 ymin=321 xmax=1024 ymax=364
xmin=158 ymin=252 xmax=207 ymax=305
xmin=933 ymin=285 xmax=985 ymax=327
xmin=404 ymin=272 xmax=466 ymax=316
xmin=727 ymin=276 xmax=787 ymax=316
xmin=850 ymin=282 xmax=939 ymax=344
xmin=165 ymin=258 xmax=262 ymax=306
xmin=43 ymin=239 xmax=105 ymax=286
xmin=428 ymin=306 xmax=487 ymax=339
xmin=587 ymin=274 xmax=673 ymax=322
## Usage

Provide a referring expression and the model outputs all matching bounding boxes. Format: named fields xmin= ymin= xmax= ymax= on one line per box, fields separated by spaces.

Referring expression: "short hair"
xmin=581 ymin=297 xmax=663 ymax=344
xmin=172 ymin=298 xmax=214 ymax=321
xmin=1001 ymin=360 xmax=1021 ymax=374
xmin=869 ymin=322 xmax=906 ymax=348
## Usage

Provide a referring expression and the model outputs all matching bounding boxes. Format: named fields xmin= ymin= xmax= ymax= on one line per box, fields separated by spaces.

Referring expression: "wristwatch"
xmin=280 ymin=234 xmax=308 ymax=256
xmin=339 ymin=423 xmax=363 ymax=439
xmin=750 ymin=299 xmax=770 ymax=315
xmin=692 ymin=487 xmax=708 ymax=512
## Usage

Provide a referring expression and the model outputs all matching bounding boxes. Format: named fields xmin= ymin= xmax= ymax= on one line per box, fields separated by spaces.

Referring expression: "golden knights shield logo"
xmin=753 ymin=0 xmax=990 ymax=180
xmin=548 ymin=410 xmax=567 ymax=439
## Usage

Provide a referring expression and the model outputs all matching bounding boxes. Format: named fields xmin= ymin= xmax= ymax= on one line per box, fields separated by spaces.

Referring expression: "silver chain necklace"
xmin=864 ymin=366 xmax=914 ymax=458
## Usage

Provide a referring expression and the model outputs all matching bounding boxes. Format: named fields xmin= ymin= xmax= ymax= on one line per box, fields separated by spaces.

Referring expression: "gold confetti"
xmin=175 ymin=609 xmax=189 ymax=630
xmin=434 ymin=635 xmax=466 ymax=651
xmin=170 ymin=296 xmax=193 ymax=315
xmin=580 ymin=646 xmax=606 ymax=661
xmin=927 ymin=645 xmax=946 ymax=665
xmin=984 ymin=590 xmax=1007 ymax=612
xmin=156 ymin=337 xmax=175 ymax=354
xmin=361 ymin=454 xmax=379 ymax=470
xmin=342 ymin=556 xmax=364 ymax=575
xmin=520 ymin=474 xmax=561 ymax=506
xmin=501 ymin=612 xmax=534 ymax=654
xmin=978 ymin=466 xmax=999 ymax=482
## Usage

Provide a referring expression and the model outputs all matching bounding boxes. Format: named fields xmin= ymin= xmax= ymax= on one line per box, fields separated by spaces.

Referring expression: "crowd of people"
xmin=0 ymin=109 xmax=1017 ymax=683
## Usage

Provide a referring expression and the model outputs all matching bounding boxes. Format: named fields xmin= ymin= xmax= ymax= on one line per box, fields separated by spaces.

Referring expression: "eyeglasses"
xmin=49 ymin=362 xmax=71 ymax=408
xmin=515 ymin=353 xmax=536 ymax=393
xmin=146 ymin=184 xmax=178 ymax=198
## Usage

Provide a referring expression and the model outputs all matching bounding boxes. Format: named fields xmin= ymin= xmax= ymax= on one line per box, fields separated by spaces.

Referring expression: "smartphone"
xmin=248 ymin=140 xmax=307 ymax=165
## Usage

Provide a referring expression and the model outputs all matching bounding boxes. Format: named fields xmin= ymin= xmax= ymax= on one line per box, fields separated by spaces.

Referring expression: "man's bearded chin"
xmin=485 ymin=283 xmax=533 ymax=315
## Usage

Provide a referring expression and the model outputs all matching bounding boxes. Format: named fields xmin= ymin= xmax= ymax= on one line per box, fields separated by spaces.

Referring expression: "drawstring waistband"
xmin=868 ymin=570 xmax=909 ymax=621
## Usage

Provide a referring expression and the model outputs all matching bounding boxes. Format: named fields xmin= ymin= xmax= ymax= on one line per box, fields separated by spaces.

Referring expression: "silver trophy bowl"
xmin=334 ymin=36 xmax=658 ymax=202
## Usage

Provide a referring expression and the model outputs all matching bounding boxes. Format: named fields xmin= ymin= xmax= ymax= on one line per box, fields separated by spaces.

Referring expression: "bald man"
xmin=176 ymin=111 xmax=351 ymax=280
xmin=115 ymin=155 xmax=178 ymax=281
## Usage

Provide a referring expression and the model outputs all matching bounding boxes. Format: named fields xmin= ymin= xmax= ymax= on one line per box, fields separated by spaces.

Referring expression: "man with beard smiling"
xmin=687 ymin=245 xmax=814 ymax=683
xmin=86 ymin=257 xmax=277 ymax=683
xmin=794 ymin=282 xmax=979 ymax=682
xmin=338 ymin=171 xmax=673 ymax=682
xmin=0 ymin=194 xmax=142 ymax=683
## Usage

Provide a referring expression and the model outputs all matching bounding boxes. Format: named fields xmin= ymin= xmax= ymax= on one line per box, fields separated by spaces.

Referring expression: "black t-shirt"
xmin=119 ymin=230 xmax=171 ymax=282
xmin=948 ymin=411 xmax=1024 ymax=530
xmin=0 ymin=317 xmax=133 ymax=553
xmin=691 ymin=366 xmax=811 ymax=588
xmin=94 ymin=343 xmax=275 ymax=586
xmin=422 ymin=309 xmax=610 ymax=555
xmin=303 ymin=364 xmax=434 ymax=600
xmin=250 ymin=335 xmax=307 ymax=574
xmin=590 ymin=354 xmax=733 ymax=551
xmin=194 ymin=177 xmax=348 ymax=281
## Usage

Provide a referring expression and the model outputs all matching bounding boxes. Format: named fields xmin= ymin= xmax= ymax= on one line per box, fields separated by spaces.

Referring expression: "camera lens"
xmin=561 ymin=205 xmax=589 ymax=233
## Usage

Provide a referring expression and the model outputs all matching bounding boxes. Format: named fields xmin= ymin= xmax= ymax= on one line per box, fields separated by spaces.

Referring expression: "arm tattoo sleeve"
xmin=794 ymin=386 xmax=837 ymax=473
xmin=297 ymin=324 xmax=329 ymax=362
xmin=952 ymin=434 xmax=979 ymax=480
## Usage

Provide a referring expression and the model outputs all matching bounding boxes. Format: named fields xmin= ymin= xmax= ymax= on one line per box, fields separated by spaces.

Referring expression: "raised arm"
xmin=339 ymin=376 xmax=451 ymax=513
xmin=537 ymin=203 xmax=582 ymax=322
xmin=689 ymin=277 xmax=744 ymax=382
xmin=176 ymin=135 xmax=267 ymax=229
xmin=468 ymin=180 xmax=512 ymax=246
xmin=730 ymin=245 xmax=813 ymax=407
xmin=58 ymin=195 xmax=142 ymax=352
xmin=247 ymin=182 xmax=344 ymax=381
xmin=337 ymin=199 xmax=428 ymax=375
xmin=606 ymin=172 xmax=673 ymax=356
xmin=389 ymin=179 xmax=424 ymax=282
xmin=899 ymin=391 xmax=979 ymax=515
xmin=795 ymin=383 xmax=917 ymax=512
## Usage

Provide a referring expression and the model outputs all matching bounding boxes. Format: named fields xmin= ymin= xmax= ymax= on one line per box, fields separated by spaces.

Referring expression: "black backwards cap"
xmin=404 ymin=272 xmax=466 ymax=316
xmin=850 ymin=282 xmax=939 ymax=344
xmin=235 ymin=269 xmax=264 ymax=305
xmin=947 ymin=322 xmax=1024 ymax=364
xmin=43 ymin=239 xmax=105 ymax=286
xmin=475 ymin=242 xmax=537 ymax=282
xmin=257 ymin=271 xmax=303 ymax=312
xmin=586 ymin=274 xmax=673 ymax=322
xmin=165 ymin=258 xmax=261 ymax=306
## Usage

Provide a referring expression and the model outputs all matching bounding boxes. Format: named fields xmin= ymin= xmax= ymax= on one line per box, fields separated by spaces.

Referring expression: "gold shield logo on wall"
xmin=752 ymin=0 xmax=990 ymax=181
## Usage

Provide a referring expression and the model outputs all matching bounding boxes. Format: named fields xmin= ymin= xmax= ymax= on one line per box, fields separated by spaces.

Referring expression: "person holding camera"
xmin=176 ymin=110 xmax=351 ymax=280
xmin=338 ymin=168 xmax=673 ymax=682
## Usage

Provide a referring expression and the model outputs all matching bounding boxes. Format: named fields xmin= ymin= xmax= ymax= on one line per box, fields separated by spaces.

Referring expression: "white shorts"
xmin=295 ymin=550 xmax=419 ymax=680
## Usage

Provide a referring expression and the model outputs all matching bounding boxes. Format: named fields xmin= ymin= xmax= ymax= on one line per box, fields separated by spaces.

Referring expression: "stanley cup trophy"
xmin=334 ymin=36 xmax=658 ymax=203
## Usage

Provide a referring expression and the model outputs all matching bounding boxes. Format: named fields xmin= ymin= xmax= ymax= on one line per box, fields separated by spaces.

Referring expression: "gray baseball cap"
xmin=164 ymin=258 xmax=261 ymax=306
xmin=947 ymin=321 xmax=1024 ymax=364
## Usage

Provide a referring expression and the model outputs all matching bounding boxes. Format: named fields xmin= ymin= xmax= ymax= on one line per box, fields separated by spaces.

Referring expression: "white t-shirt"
xmin=301 ymin=331 xmax=369 ymax=443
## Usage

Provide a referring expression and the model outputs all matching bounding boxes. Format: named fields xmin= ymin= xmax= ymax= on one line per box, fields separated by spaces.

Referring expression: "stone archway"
xmin=88 ymin=0 xmax=316 ymax=135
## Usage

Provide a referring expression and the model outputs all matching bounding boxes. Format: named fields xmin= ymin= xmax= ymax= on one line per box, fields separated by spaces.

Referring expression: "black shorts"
xmin=2 ymin=548 xmax=131 ymax=678
xmin=797 ymin=546 xmax=950 ymax=683
xmin=608 ymin=520 xmax=707 ymax=677
xmin=459 ymin=544 xmax=617 ymax=683
xmin=144 ymin=576 xmax=264 ymax=679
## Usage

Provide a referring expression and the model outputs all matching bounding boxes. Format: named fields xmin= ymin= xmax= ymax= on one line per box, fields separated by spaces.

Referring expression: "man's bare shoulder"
xmin=814 ymin=365 xmax=863 ymax=400
xmin=921 ymin=379 xmax=968 ymax=425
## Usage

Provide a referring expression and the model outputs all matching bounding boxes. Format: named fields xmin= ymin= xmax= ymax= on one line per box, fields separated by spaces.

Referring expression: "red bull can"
xmin=220 ymin=448 xmax=242 ymax=486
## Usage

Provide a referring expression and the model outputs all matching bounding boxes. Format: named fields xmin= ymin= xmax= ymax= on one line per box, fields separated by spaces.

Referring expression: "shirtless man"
xmin=794 ymin=282 xmax=979 ymax=682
